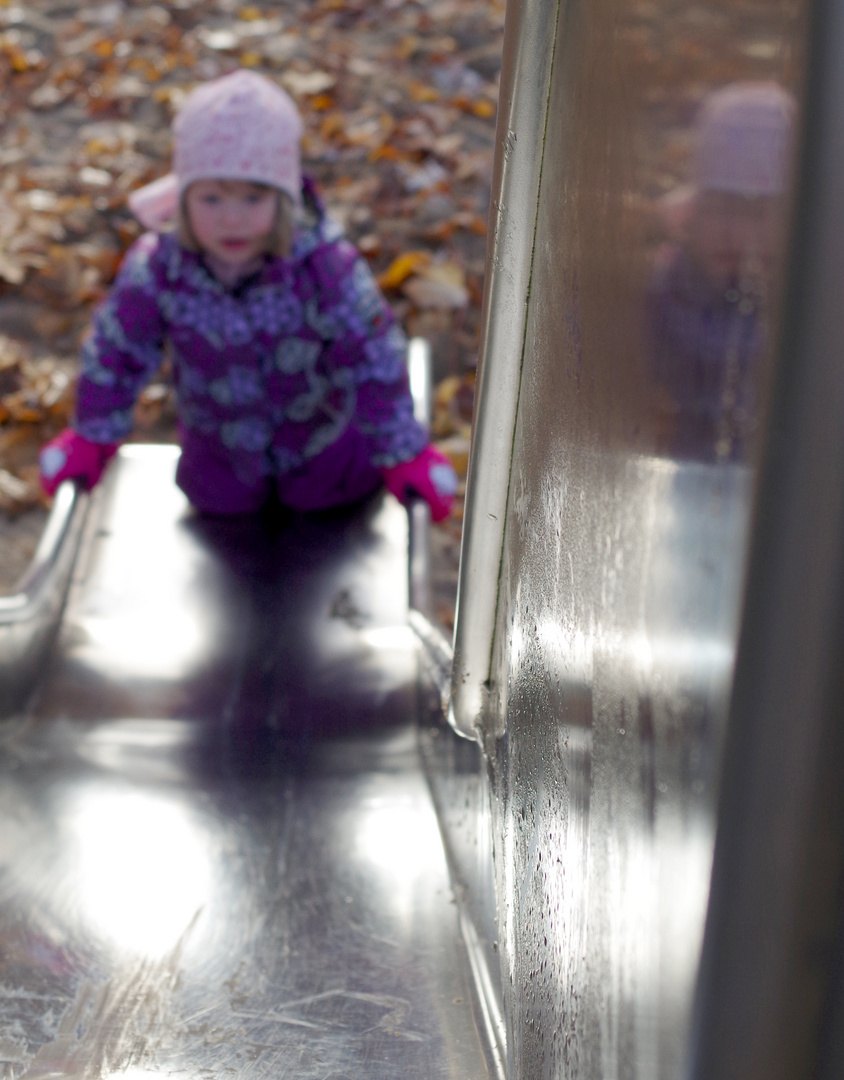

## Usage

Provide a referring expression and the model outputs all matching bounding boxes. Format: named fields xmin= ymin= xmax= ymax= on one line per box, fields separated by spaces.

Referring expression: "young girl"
xmin=39 ymin=70 xmax=457 ymax=520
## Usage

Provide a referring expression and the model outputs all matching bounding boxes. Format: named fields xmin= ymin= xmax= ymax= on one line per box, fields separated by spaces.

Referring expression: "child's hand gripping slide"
xmin=381 ymin=444 xmax=458 ymax=523
xmin=39 ymin=429 xmax=119 ymax=497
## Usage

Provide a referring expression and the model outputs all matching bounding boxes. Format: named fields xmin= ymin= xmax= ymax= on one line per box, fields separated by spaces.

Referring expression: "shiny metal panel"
xmin=0 ymin=445 xmax=493 ymax=1079
xmin=405 ymin=318 xmax=507 ymax=1078
xmin=412 ymin=594 xmax=506 ymax=1077
xmin=36 ymin=446 xmax=418 ymax=732
xmin=439 ymin=0 xmax=809 ymax=1070
xmin=491 ymin=457 xmax=750 ymax=1078
xmin=0 ymin=482 xmax=89 ymax=718
xmin=420 ymin=714 xmax=506 ymax=1080
xmin=0 ymin=721 xmax=490 ymax=1079
xmin=689 ymin=1 xmax=844 ymax=1072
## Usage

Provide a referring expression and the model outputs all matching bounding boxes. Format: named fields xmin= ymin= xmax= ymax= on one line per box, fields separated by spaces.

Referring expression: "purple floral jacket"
xmin=74 ymin=184 xmax=427 ymax=481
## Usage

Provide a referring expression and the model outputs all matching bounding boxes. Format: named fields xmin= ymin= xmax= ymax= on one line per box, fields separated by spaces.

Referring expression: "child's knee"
xmin=176 ymin=444 xmax=270 ymax=514
xmin=276 ymin=429 xmax=381 ymax=512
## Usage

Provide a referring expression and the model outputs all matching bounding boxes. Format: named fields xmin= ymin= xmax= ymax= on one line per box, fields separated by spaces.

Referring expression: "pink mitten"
xmin=382 ymin=444 xmax=458 ymax=523
xmin=39 ymin=429 xmax=119 ymax=497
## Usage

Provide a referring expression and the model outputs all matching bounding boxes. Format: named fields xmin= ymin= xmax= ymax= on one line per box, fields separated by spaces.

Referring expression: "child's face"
xmin=687 ymin=190 xmax=785 ymax=293
xmin=185 ymin=179 xmax=277 ymax=271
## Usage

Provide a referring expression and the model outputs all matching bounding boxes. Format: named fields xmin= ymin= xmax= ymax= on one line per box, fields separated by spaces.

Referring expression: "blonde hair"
xmin=178 ymin=181 xmax=296 ymax=259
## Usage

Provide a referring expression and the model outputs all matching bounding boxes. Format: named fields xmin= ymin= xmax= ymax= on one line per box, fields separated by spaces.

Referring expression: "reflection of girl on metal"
xmin=38 ymin=70 xmax=457 ymax=519
xmin=648 ymin=82 xmax=795 ymax=463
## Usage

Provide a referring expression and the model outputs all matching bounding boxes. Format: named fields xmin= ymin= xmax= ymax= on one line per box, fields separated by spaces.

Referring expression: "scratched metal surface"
xmin=419 ymin=711 xmax=505 ymax=1071
xmin=0 ymin=446 xmax=491 ymax=1080
xmin=441 ymin=0 xmax=807 ymax=1069
xmin=490 ymin=455 xmax=752 ymax=1078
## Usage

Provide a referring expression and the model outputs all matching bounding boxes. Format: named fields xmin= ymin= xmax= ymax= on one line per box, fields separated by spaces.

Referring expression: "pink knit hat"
xmin=129 ymin=70 xmax=303 ymax=229
xmin=174 ymin=70 xmax=303 ymax=199
xmin=695 ymin=82 xmax=796 ymax=196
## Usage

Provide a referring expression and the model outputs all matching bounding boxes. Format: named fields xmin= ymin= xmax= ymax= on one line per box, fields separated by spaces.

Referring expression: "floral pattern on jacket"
xmin=74 ymin=185 xmax=427 ymax=480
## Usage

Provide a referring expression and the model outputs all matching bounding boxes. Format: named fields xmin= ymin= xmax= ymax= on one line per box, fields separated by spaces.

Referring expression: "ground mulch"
xmin=0 ymin=0 xmax=498 ymax=617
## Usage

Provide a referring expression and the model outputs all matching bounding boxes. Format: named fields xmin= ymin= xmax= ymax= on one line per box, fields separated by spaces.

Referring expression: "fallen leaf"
xmin=0 ymin=468 xmax=36 ymax=512
xmin=377 ymin=250 xmax=431 ymax=290
xmin=2 ymin=391 xmax=43 ymax=424
xmin=401 ymin=160 xmax=450 ymax=192
xmin=403 ymin=261 xmax=469 ymax=310
xmin=408 ymin=81 xmax=440 ymax=103
xmin=435 ymin=433 xmax=471 ymax=475
xmin=0 ymin=253 xmax=27 ymax=285
xmin=281 ymin=69 xmax=336 ymax=96
xmin=78 ymin=166 xmax=113 ymax=188
xmin=197 ymin=28 xmax=239 ymax=51
xmin=358 ymin=233 xmax=381 ymax=257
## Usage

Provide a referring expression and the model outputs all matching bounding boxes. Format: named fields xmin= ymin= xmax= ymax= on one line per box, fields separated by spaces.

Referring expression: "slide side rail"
xmin=0 ymin=481 xmax=89 ymax=717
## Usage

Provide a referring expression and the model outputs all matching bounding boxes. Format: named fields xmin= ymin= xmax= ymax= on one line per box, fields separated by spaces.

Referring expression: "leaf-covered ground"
xmin=0 ymin=0 xmax=500 ymax=614
xmin=0 ymin=0 xmax=801 ymax=605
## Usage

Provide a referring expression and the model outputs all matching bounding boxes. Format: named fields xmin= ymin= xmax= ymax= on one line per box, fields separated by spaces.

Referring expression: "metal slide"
xmin=432 ymin=0 xmax=844 ymax=1069
xmin=0 ymin=438 xmax=494 ymax=1076
xmin=9 ymin=0 xmax=844 ymax=1069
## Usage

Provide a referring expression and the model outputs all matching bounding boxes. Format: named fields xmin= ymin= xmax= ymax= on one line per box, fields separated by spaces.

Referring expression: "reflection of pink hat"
xmin=128 ymin=70 xmax=303 ymax=229
xmin=696 ymin=82 xmax=796 ymax=196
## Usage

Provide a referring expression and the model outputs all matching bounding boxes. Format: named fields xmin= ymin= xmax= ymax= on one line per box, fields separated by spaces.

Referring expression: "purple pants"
xmin=176 ymin=426 xmax=382 ymax=514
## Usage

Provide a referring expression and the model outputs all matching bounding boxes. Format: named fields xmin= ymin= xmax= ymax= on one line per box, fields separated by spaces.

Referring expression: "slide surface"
xmin=0 ymin=446 xmax=490 ymax=1079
